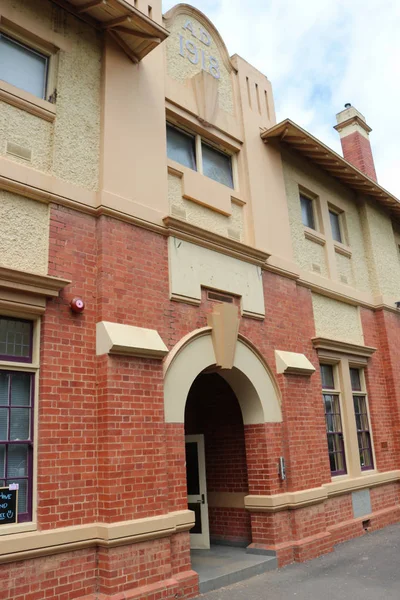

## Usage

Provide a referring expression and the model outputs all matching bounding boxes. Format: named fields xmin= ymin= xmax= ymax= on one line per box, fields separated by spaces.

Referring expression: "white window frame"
xmin=166 ymin=122 xmax=238 ymax=190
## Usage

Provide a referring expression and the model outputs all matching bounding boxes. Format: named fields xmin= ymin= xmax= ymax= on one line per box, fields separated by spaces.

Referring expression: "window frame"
xmin=0 ymin=315 xmax=39 ymax=531
xmin=328 ymin=206 xmax=344 ymax=244
xmin=0 ymin=370 xmax=35 ymax=523
xmin=0 ymin=317 xmax=34 ymax=363
xmin=349 ymin=366 xmax=374 ymax=472
xmin=166 ymin=122 xmax=237 ymax=190
xmin=0 ymin=32 xmax=49 ymax=100
xmin=300 ymin=193 xmax=316 ymax=230
xmin=0 ymin=20 xmax=59 ymax=106
xmin=320 ymin=363 xmax=347 ymax=476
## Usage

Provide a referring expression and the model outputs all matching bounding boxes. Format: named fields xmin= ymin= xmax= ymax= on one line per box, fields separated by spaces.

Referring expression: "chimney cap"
xmin=344 ymin=102 xmax=352 ymax=109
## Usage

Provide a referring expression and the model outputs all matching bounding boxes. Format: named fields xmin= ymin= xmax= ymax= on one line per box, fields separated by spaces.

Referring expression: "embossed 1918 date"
xmin=178 ymin=20 xmax=220 ymax=80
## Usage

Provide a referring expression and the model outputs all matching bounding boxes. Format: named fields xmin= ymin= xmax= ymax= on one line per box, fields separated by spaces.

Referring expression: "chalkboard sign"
xmin=0 ymin=487 xmax=18 ymax=524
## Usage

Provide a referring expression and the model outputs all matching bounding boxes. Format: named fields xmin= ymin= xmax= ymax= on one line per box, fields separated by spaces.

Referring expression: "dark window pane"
xmin=202 ymin=142 xmax=233 ymax=188
xmin=0 ymin=34 xmax=47 ymax=99
xmin=7 ymin=445 xmax=29 ymax=478
xmin=321 ymin=365 xmax=335 ymax=389
xmin=0 ymin=318 xmax=32 ymax=361
xmin=0 ymin=374 xmax=8 ymax=406
xmin=329 ymin=210 xmax=342 ymax=242
xmin=300 ymin=195 xmax=315 ymax=229
xmin=0 ymin=446 xmax=4 ymax=478
xmin=350 ymin=368 xmax=362 ymax=391
xmin=10 ymin=373 xmax=31 ymax=406
xmin=0 ymin=409 xmax=8 ymax=440
xmin=10 ymin=409 xmax=30 ymax=440
xmin=185 ymin=442 xmax=200 ymax=495
xmin=166 ymin=125 xmax=196 ymax=170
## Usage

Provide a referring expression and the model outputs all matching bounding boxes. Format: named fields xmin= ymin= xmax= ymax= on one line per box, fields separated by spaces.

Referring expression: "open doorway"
xmin=184 ymin=372 xmax=251 ymax=550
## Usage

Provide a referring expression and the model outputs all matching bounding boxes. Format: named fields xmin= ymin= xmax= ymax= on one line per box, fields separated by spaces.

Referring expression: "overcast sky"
xmin=162 ymin=0 xmax=400 ymax=197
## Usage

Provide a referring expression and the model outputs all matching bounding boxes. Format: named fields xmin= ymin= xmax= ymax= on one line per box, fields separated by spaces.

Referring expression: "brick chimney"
xmin=334 ymin=104 xmax=377 ymax=181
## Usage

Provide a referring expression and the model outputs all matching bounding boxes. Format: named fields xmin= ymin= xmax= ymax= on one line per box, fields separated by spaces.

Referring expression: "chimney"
xmin=334 ymin=104 xmax=377 ymax=181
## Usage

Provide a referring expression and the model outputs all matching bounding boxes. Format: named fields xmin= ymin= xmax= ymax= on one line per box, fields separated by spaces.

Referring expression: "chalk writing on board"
xmin=0 ymin=488 xmax=18 ymax=524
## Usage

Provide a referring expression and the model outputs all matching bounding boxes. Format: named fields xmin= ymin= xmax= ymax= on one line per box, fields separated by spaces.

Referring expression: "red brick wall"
xmin=340 ymin=131 xmax=377 ymax=180
xmin=40 ymin=204 xmax=98 ymax=528
xmin=0 ymin=549 xmax=97 ymax=600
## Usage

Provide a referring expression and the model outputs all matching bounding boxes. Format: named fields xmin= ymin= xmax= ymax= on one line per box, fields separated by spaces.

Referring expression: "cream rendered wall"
xmin=282 ymin=150 xmax=372 ymax=295
xmin=0 ymin=0 xmax=101 ymax=191
xmin=0 ymin=191 xmax=49 ymax=275
xmin=168 ymin=173 xmax=243 ymax=240
xmin=312 ymin=294 xmax=364 ymax=345
xmin=360 ymin=201 xmax=400 ymax=299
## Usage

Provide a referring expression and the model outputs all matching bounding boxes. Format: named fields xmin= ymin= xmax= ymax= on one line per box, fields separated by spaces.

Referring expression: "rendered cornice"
xmin=0 ymin=510 xmax=193 ymax=565
xmin=312 ymin=337 xmax=376 ymax=358
xmin=334 ymin=115 xmax=372 ymax=134
xmin=0 ymin=266 xmax=70 ymax=298
xmin=163 ymin=216 xmax=270 ymax=266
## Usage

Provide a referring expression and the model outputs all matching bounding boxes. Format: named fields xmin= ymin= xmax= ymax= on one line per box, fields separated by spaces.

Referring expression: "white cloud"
xmin=162 ymin=0 xmax=400 ymax=196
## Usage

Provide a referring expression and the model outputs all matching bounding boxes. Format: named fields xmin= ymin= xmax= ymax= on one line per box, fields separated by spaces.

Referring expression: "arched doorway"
xmin=163 ymin=327 xmax=282 ymax=551
xmin=185 ymin=371 xmax=250 ymax=549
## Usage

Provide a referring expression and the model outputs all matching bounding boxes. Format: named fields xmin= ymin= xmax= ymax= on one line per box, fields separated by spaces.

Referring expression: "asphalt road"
xmin=199 ymin=523 xmax=400 ymax=599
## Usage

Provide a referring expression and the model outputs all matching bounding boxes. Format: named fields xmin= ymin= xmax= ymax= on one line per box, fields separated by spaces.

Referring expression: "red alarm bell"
xmin=70 ymin=297 xmax=85 ymax=313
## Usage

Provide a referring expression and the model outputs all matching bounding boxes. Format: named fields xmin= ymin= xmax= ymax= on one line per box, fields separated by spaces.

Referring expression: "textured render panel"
xmin=351 ymin=489 xmax=372 ymax=519
xmin=168 ymin=173 xmax=243 ymax=240
xmin=336 ymin=251 xmax=354 ymax=286
xmin=312 ymin=293 xmax=364 ymax=345
xmin=0 ymin=191 xmax=49 ymax=274
xmin=282 ymin=152 xmax=372 ymax=294
xmin=305 ymin=238 xmax=328 ymax=277
xmin=165 ymin=13 xmax=234 ymax=115
xmin=1 ymin=0 xmax=101 ymax=190
xmin=283 ymin=162 xmax=327 ymax=276
xmin=0 ymin=102 xmax=52 ymax=171
xmin=168 ymin=237 xmax=264 ymax=317
xmin=363 ymin=202 xmax=400 ymax=298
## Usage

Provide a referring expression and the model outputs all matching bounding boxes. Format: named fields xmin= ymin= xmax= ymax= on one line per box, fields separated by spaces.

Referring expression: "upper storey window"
xmin=0 ymin=33 xmax=48 ymax=99
xmin=166 ymin=125 xmax=196 ymax=170
xmin=202 ymin=142 xmax=233 ymax=188
xmin=300 ymin=194 xmax=315 ymax=229
xmin=167 ymin=123 xmax=234 ymax=189
xmin=329 ymin=209 xmax=343 ymax=243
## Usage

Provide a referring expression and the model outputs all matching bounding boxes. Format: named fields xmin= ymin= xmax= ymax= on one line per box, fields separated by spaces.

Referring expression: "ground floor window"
xmin=0 ymin=317 xmax=35 ymax=523
xmin=320 ymin=360 xmax=374 ymax=478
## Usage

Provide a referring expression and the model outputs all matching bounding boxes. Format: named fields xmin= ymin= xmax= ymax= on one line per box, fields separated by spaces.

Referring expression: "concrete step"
xmin=191 ymin=545 xmax=278 ymax=594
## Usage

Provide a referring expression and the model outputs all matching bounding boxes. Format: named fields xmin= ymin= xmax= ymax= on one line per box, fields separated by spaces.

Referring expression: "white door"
xmin=185 ymin=434 xmax=210 ymax=549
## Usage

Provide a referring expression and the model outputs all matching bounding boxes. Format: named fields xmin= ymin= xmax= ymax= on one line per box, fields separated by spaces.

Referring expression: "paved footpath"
xmin=198 ymin=523 xmax=400 ymax=599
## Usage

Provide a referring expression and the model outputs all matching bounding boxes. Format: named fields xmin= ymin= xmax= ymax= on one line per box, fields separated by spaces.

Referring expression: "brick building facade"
xmin=0 ymin=1 xmax=400 ymax=599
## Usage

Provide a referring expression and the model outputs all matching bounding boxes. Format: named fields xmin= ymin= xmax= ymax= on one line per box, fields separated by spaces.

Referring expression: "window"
xmin=350 ymin=368 xmax=373 ymax=471
xmin=166 ymin=123 xmax=234 ymax=189
xmin=0 ymin=33 xmax=48 ymax=99
xmin=321 ymin=365 xmax=346 ymax=475
xmin=166 ymin=125 xmax=196 ymax=171
xmin=329 ymin=209 xmax=342 ymax=243
xmin=300 ymin=194 xmax=315 ymax=229
xmin=0 ymin=318 xmax=34 ymax=523
xmin=201 ymin=141 xmax=233 ymax=188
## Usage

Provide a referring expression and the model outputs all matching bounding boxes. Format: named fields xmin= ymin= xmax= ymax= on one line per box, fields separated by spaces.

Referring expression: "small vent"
xmin=340 ymin=274 xmax=348 ymax=284
xmin=312 ymin=263 xmax=321 ymax=274
xmin=207 ymin=291 xmax=234 ymax=304
xmin=227 ymin=228 xmax=241 ymax=241
xmin=362 ymin=519 xmax=371 ymax=531
xmin=6 ymin=142 xmax=32 ymax=162
xmin=171 ymin=205 xmax=187 ymax=220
